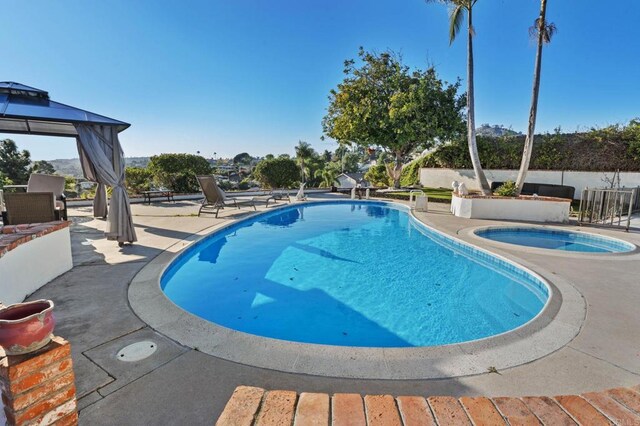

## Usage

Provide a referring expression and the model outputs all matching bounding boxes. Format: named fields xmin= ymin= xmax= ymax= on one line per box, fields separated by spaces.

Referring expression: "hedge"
xmin=400 ymin=119 xmax=640 ymax=186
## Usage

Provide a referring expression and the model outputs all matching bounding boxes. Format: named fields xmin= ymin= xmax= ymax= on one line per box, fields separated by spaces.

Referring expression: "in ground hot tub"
xmin=474 ymin=227 xmax=635 ymax=253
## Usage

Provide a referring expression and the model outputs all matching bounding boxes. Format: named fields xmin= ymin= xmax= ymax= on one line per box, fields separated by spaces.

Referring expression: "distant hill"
xmin=476 ymin=124 xmax=522 ymax=137
xmin=49 ymin=157 xmax=150 ymax=177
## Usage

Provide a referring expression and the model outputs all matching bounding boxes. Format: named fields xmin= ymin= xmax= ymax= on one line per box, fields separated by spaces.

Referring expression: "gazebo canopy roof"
xmin=0 ymin=82 xmax=130 ymax=137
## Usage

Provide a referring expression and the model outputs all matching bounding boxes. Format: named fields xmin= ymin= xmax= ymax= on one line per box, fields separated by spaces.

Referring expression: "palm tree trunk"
xmin=516 ymin=0 xmax=547 ymax=195
xmin=393 ymin=152 xmax=402 ymax=189
xmin=466 ymin=8 xmax=491 ymax=195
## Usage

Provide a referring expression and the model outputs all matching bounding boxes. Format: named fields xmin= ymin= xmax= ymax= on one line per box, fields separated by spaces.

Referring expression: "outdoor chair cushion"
xmin=27 ymin=174 xmax=66 ymax=210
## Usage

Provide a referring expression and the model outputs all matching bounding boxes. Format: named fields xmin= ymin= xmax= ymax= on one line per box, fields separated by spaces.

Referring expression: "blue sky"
xmin=2 ymin=0 xmax=639 ymax=160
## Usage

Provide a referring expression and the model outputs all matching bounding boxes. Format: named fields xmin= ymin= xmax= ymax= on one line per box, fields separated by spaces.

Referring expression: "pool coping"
xmin=128 ymin=200 xmax=587 ymax=380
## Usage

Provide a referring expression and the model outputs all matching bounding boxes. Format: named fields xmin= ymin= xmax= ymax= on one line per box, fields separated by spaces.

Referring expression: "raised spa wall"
xmin=0 ymin=221 xmax=73 ymax=304
xmin=450 ymin=194 xmax=571 ymax=223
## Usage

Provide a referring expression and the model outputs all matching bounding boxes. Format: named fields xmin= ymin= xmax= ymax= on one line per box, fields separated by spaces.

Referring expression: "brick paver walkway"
xmin=216 ymin=385 xmax=640 ymax=425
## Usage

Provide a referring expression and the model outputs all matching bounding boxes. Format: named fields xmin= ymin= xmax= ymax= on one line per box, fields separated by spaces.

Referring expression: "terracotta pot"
xmin=0 ymin=300 xmax=55 ymax=356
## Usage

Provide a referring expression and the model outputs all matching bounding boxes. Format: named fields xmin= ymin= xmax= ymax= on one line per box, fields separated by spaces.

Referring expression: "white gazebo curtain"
xmin=75 ymin=124 xmax=137 ymax=243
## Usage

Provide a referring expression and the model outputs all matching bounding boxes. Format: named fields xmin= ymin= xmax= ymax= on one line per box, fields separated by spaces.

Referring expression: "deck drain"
xmin=116 ymin=341 xmax=157 ymax=362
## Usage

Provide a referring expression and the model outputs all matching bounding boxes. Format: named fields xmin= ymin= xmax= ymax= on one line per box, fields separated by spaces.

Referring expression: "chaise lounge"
xmin=196 ymin=175 xmax=257 ymax=218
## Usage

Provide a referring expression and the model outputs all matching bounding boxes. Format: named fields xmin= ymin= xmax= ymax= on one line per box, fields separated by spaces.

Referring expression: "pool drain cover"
xmin=116 ymin=341 xmax=157 ymax=362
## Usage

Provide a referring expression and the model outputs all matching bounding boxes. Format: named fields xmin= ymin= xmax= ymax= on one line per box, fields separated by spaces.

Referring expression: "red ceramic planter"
xmin=0 ymin=300 xmax=55 ymax=356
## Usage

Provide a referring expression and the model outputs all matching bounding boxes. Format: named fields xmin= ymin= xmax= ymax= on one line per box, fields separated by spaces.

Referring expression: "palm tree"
xmin=294 ymin=140 xmax=314 ymax=184
xmin=515 ymin=0 xmax=556 ymax=194
xmin=314 ymin=166 xmax=339 ymax=188
xmin=427 ymin=0 xmax=491 ymax=195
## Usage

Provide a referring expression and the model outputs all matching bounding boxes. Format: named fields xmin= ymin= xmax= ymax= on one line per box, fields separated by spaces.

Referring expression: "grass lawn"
xmin=375 ymin=187 xmax=453 ymax=203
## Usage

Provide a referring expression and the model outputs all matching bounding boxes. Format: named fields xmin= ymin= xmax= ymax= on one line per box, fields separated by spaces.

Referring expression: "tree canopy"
xmin=0 ymin=139 xmax=32 ymax=184
xmin=32 ymin=160 xmax=56 ymax=175
xmin=253 ymin=157 xmax=299 ymax=189
xmin=147 ymin=153 xmax=212 ymax=193
xmin=322 ymin=48 xmax=466 ymax=186
xmin=233 ymin=152 xmax=253 ymax=165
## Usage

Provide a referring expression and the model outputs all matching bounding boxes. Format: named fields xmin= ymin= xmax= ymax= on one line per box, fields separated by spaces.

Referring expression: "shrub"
xmin=238 ymin=178 xmax=251 ymax=190
xmin=399 ymin=156 xmax=432 ymax=187
xmin=364 ymin=163 xmax=391 ymax=187
xmin=253 ymin=157 xmax=299 ymax=189
xmin=422 ymin=119 xmax=640 ymax=171
xmin=494 ymin=180 xmax=517 ymax=197
xmin=147 ymin=153 xmax=212 ymax=193
xmin=125 ymin=167 xmax=153 ymax=194
xmin=0 ymin=171 xmax=12 ymax=189
xmin=218 ymin=180 xmax=233 ymax=191
xmin=63 ymin=176 xmax=78 ymax=198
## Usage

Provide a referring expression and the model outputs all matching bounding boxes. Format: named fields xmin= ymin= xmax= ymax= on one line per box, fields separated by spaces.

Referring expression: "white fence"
xmin=419 ymin=168 xmax=640 ymax=200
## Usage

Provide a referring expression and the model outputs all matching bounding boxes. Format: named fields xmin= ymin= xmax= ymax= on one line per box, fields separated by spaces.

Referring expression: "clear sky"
xmin=2 ymin=0 xmax=639 ymax=161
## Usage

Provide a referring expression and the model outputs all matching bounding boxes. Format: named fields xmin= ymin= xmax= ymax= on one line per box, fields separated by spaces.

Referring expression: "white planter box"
xmin=451 ymin=194 xmax=570 ymax=223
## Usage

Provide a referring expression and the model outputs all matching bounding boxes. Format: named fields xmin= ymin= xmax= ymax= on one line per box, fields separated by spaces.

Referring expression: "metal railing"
xmin=578 ymin=187 xmax=640 ymax=231
xmin=409 ymin=190 xmax=424 ymax=206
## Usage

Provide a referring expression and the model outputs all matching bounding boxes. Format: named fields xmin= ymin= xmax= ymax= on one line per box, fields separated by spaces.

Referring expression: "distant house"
xmin=336 ymin=173 xmax=369 ymax=188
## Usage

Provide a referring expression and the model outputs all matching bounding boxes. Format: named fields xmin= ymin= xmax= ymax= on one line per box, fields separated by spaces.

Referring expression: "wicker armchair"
xmin=1 ymin=192 xmax=58 ymax=225
xmin=27 ymin=174 xmax=67 ymax=220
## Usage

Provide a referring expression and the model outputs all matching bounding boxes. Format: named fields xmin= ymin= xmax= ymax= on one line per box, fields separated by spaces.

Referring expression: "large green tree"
xmin=0 ymin=139 xmax=31 ymax=183
xmin=427 ymin=0 xmax=491 ymax=194
xmin=322 ymin=48 xmax=465 ymax=188
xmin=515 ymin=0 xmax=556 ymax=194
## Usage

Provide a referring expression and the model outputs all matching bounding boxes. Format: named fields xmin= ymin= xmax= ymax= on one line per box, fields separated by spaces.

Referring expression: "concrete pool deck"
xmin=25 ymin=195 xmax=640 ymax=425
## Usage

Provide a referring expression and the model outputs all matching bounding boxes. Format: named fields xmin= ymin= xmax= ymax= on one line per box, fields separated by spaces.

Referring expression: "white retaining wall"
xmin=420 ymin=168 xmax=640 ymax=199
xmin=0 ymin=227 xmax=73 ymax=304
xmin=450 ymin=195 xmax=570 ymax=223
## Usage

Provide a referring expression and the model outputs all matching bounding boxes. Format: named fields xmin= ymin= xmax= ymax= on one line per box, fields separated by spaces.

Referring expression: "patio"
xmin=22 ymin=195 xmax=640 ymax=424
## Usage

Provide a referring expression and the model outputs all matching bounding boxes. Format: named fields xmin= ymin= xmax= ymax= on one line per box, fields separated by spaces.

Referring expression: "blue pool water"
xmin=475 ymin=227 xmax=635 ymax=253
xmin=162 ymin=202 xmax=548 ymax=347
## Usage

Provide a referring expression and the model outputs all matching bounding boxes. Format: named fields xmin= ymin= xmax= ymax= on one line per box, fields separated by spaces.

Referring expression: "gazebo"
xmin=0 ymin=82 xmax=136 ymax=244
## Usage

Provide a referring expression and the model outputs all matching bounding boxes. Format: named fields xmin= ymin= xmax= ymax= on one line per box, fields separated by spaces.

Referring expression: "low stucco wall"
xmin=420 ymin=168 xmax=640 ymax=199
xmin=0 ymin=227 xmax=72 ymax=304
xmin=451 ymin=195 xmax=570 ymax=223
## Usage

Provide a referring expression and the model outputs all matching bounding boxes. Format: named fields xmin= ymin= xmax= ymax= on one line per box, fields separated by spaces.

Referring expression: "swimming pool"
xmin=475 ymin=227 xmax=635 ymax=253
xmin=161 ymin=202 xmax=549 ymax=347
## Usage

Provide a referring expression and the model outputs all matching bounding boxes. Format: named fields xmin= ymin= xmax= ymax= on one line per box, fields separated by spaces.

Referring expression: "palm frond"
xmin=543 ymin=22 xmax=557 ymax=43
xmin=529 ymin=18 xmax=557 ymax=44
xmin=449 ymin=4 xmax=465 ymax=45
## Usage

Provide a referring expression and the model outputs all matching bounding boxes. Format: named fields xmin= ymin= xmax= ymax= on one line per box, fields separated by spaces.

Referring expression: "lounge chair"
xmin=196 ymin=176 xmax=257 ymax=218
xmin=1 ymin=192 xmax=58 ymax=225
xmin=270 ymin=189 xmax=291 ymax=203
xmin=27 ymin=174 xmax=67 ymax=220
xmin=254 ymin=188 xmax=291 ymax=207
